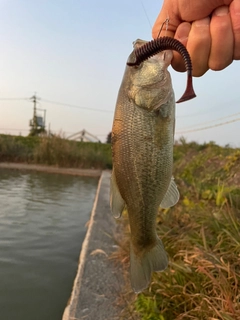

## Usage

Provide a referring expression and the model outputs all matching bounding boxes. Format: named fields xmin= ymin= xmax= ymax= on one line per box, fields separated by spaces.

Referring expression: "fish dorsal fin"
xmin=160 ymin=177 xmax=179 ymax=209
xmin=110 ymin=168 xmax=125 ymax=219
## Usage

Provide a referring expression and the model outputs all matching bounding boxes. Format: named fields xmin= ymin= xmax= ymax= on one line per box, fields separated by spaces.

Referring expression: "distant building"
xmin=67 ymin=129 xmax=101 ymax=143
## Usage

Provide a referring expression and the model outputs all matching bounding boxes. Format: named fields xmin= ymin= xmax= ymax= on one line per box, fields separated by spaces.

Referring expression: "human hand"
xmin=152 ymin=0 xmax=240 ymax=76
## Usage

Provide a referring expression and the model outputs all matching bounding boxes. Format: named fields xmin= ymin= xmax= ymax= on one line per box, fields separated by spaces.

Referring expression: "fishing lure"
xmin=127 ymin=36 xmax=196 ymax=103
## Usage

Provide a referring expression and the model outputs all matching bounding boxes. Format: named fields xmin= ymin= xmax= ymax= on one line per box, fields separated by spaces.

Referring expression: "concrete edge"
xmin=62 ymin=172 xmax=103 ymax=320
xmin=0 ymin=163 xmax=101 ymax=177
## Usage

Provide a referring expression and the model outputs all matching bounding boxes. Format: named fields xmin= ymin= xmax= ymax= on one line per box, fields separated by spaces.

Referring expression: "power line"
xmin=176 ymin=117 xmax=240 ymax=134
xmin=1 ymin=96 xmax=238 ymax=131
xmin=0 ymin=96 xmax=113 ymax=113
xmin=41 ymin=99 xmax=113 ymax=113
xmin=1 ymin=115 xmax=240 ymax=138
xmin=177 ymin=111 xmax=240 ymax=130
xmin=0 ymin=98 xmax=28 ymax=101
xmin=177 ymin=97 xmax=238 ymax=118
xmin=177 ymin=107 xmax=217 ymax=118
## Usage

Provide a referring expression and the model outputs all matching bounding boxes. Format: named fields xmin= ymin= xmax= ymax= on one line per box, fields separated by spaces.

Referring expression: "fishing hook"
xmin=157 ymin=18 xmax=170 ymax=38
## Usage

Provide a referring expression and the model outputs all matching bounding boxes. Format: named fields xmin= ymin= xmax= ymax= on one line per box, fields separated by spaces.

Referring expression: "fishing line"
xmin=140 ymin=1 xmax=152 ymax=29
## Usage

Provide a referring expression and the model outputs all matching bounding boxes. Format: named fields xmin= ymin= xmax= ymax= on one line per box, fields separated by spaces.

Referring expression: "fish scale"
xmin=110 ymin=40 xmax=180 ymax=293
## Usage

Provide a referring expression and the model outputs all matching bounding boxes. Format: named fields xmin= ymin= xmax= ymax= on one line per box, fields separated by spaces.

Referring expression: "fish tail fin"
xmin=130 ymin=238 xmax=168 ymax=293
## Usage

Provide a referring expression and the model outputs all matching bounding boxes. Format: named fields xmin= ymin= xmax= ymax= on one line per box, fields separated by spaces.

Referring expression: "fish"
xmin=110 ymin=38 xmax=195 ymax=293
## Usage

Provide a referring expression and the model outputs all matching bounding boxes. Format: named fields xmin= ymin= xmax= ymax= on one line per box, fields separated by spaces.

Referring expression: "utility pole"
xmin=32 ymin=94 xmax=37 ymax=131
xmin=29 ymin=94 xmax=46 ymax=136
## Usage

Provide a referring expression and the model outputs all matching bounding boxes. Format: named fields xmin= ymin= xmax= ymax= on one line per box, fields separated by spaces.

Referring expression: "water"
xmin=0 ymin=169 xmax=98 ymax=320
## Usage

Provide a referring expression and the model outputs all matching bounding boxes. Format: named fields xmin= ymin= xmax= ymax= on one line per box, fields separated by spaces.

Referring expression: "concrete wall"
xmin=62 ymin=171 xmax=125 ymax=320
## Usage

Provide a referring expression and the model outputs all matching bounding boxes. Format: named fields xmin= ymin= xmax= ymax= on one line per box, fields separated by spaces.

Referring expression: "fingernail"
xmin=195 ymin=17 xmax=210 ymax=27
xmin=213 ymin=5 xmax=229 ymax=16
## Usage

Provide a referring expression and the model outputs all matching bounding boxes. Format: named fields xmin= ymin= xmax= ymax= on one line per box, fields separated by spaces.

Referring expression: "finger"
xmin=152 ymin=0 xmax=233 ymax=39
xmin=186 ymin=17 xmax=211 ymax=76
xmin=172 ymin=18 xmax=211 ymax=76
xmin=230 ymin=0 xmax=240 ymax=59
xmin=152 ymin=9 xmax=176 ymax=39
xmin=152 ymin=0 xmax=183 ymax=39
xmin=171 ymin=22 xmax=191 ymax=72
xmin=209 ymin=6 xmax=234 ymax=70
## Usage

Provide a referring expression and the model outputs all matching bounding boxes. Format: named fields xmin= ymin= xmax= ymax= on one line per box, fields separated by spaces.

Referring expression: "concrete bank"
xmin=0 ymin=162 xmax=101 ymax=177
xmin=62 ymin=170 xmax=125 ymax=320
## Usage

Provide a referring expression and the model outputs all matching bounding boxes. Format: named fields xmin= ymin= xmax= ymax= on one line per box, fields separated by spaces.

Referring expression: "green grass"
xmin=115 ymin=140 xmax=240 ymax=320
xmin=1 ymin=133 xmax=240 ymax=318
xmin=0 ymin=134 xmax=112 ymax=169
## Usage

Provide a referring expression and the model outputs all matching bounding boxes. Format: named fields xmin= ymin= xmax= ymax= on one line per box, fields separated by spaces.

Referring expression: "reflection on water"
xmin=0 ymin=169 xmax=98 ymax=320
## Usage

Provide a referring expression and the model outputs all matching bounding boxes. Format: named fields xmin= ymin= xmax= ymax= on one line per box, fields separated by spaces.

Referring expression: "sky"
xmin=0 ymin=0 xmax=239 ymax=146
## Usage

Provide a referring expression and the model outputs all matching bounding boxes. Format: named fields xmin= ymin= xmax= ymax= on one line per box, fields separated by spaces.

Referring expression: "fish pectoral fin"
xmin=160 ymin=177 xmax=180 ymax=209
xmin=130 ymin=238 xmax=168 ymax=293
xmin=110 ymin=169 xmax=125 ymax=219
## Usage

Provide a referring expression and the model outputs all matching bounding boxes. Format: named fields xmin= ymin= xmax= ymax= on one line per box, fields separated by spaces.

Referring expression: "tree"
xmin=106 ymin=132 xmax=112 ymax=144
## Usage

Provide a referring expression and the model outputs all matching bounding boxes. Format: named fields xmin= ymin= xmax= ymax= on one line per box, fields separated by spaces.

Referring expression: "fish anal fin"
xmin=160 ymin=177 xmax=179 ymax=209
xmin=110 ymin=168 xmax=125 ymax=219
xmin=130 ymin=238 xmax=168 ymax=293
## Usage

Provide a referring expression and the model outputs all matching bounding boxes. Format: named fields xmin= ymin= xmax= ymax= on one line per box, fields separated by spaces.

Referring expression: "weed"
xmin=0 ymin=134 xmax=112 ymax=169
xmin=114 ymin=141 xmax=240 ymax=320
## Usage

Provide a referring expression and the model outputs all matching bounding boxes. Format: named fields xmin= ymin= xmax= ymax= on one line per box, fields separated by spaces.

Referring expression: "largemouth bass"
xmin=110 ymin=38 xmax=195 ymax=293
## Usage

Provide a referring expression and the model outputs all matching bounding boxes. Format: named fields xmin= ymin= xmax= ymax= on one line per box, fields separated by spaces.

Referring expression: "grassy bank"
xmin=0 ymin=134 xmax=111 ymax=169
xmin=1 ymin=134 xmax=240 ymax=318
xmin=114 ymin=140 xmax=240 ymax=320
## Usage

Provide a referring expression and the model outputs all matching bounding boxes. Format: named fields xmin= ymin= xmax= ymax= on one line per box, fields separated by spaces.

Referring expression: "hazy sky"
xmin=0 ymin=0 xmax=239 ymax=146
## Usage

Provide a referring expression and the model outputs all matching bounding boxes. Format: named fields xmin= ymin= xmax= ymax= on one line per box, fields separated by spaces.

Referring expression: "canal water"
xmin=0 ymin=168 xmax=98 ymax=320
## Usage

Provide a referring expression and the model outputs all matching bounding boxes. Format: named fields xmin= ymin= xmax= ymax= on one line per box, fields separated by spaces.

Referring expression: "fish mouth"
xmin=148 ymin=50 xmax=173 ymax=66
xmin=131 ymin=40 xmax=173 ymax=66
xmin=127 ymin=37 xmax=196 ymax=103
